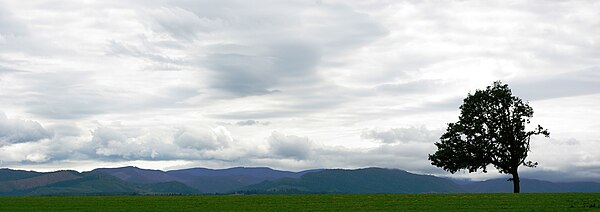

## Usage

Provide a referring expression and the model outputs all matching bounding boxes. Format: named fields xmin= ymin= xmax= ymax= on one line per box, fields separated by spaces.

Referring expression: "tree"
xmin=428 ymin=81 xmax=549 ymax=193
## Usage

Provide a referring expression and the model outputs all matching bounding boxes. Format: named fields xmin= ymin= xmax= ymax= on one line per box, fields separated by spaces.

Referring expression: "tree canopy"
xmin=428 ymin=81 xmax=549 ymax=193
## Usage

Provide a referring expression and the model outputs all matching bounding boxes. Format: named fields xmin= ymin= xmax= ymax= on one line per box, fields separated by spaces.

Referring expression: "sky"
xmin=0 ymin=0 xmax=599 ymax=182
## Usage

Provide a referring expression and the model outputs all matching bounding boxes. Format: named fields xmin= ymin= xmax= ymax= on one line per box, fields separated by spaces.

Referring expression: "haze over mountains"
xmin=1 ymin=167 xmax=599 ymax=196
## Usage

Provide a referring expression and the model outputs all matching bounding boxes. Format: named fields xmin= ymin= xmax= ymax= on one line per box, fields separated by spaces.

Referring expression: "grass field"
xmin=0 ymin=193 xmax=599 ymax=211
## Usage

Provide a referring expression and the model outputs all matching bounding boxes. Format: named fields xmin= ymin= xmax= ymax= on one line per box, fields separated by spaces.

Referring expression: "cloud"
xmin=107 ymin=40 xmax=183 ymax=65
xmin=203 ymin=42 xmax=321 ymax=96
xmin=3 ymin=71 xmax=201 ymax=119
xmin=0 ymin=112 xmax=52 ymax=145
xmin=0 ymin=140 xmax=52 ymax=163
xmin=267 ymin=131 xmax=313 ymax=160
xmin=0 ymin=6 xmax=28 ymax=37
xmin=520 ymin=168 xmax=600 ymax=183
xmin=0 ymin=3 xmax=67 ymax=56
xmin=47 ymin=124 xmax=82 ymax=138
xmin=174 ymin=126 xmax=232 ymax=150
xmin=8 ymin=72 xmax=118 ymax=119
xmin=0 ymin=1 xmax=599 ymax=183
xmin=361 ymin=126 xmax=441 ymax=144
xmin=91 ymin=127 xmax=127 ymax=147
xmin=0 ymin=64 xmax=26 ymax=74
xmin=143 ymin=6 xmax=215 ymax=42
xmin=243 ymin=137 xmax=442 ymax=174
xmin=2 ymin=0 xmax=384 ymax=121
xmin=85 ymin=124 xmax=239 ymax=161
xmin=374 ymin=80 xmax=444 ymax=95
xmin=211 ymin=84 xmax=354 ymax=120
xmin=90 ymin=126 xmax=155 ymax=159
xmin=124 ymin=0 xmax=386 ymax=97
xmin=236 ymin=120 xmax=269 ymax=126
xmin=510 ymin=67 xmax=600 ymax=101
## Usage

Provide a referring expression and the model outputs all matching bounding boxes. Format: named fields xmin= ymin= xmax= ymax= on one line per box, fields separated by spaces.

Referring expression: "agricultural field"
xmin=0 ymin=193 xmax=598 ymax=211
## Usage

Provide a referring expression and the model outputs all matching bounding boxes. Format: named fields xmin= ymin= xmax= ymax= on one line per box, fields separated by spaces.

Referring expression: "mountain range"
xmin=1 ymin=167 xmax=599 ymax=196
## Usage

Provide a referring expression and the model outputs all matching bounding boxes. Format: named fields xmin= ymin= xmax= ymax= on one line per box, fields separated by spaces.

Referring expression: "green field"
xmin=0 ymin=193 xmax=598 ymax=211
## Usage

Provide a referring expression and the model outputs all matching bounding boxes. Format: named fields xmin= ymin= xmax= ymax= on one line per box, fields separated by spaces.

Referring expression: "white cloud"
xmin=236 ymin=120 xmax=269 ymax=126
xmin=361 ymin=126 xmax=441 ymax=144
xmin=174 ymin=126 xmax=232 ymax=150
xmin=267 ymin=131 xmax=313 ymax=160
xmin=0 ymin=112 xmax=51 ymax=145
xmin=0 ymin=141 xmax=51 ymax=163
xmin=88 ymin=125 xmax=238 ymax=160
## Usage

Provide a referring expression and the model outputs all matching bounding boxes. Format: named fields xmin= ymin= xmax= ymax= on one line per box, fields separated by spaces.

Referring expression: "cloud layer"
xmin=0 ymin=0 xmax=599 ymax=182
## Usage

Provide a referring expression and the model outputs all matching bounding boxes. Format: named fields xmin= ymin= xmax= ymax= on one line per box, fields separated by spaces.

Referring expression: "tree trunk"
xmin=512 ymin=171 xmax=520 ymax=193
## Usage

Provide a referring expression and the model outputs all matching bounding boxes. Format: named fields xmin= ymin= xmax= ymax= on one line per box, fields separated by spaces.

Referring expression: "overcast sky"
xmin=0 ymin=0 xmax=599 ymax=182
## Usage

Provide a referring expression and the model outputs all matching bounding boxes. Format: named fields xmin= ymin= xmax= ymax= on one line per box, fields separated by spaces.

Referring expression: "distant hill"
xmin=166 ymin=167 xmax=311 ymax=179
xmin=0 ymin=170 xmax=199 ymax=196
xmin=0 ymin=170 xmax=81 ymax=193
xmin=238 ymin=168 xmax=463 ymax=194
xmin=238 ymin=168 xmax=600 ymax=194
xmin=0 ymin=169 xmax=43 ymax=181
xmin=94 ymin=166 xmax=180 ymax=184
xmin=165 ymin=167 xmax=316 ymax=193
xmin=97 ymin=166 xmax=316 ymax=193
xmin=2 ymin=167 xmax=600 ymax=195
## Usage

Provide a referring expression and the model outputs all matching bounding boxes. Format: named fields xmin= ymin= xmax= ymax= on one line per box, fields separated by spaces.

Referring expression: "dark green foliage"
xmin=0 ymin=193 xmax=598 ymax=211
xmin=238 ymin=168 xmax=462 ymax=194
xmin=428 ymin=81 xmax=549 ymax=193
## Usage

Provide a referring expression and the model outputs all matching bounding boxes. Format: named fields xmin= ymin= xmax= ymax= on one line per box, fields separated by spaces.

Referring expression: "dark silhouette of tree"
xmin=428 ymin=81 xmax=549 ymax=193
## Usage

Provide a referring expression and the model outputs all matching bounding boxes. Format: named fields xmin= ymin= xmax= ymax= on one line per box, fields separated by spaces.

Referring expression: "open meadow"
xmin=0 ymin=193 xmax=598 ymax=211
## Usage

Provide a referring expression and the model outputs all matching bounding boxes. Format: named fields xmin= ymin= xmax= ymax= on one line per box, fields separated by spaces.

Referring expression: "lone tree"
xmin=428 ymin=81 xmax=549 ymax=193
